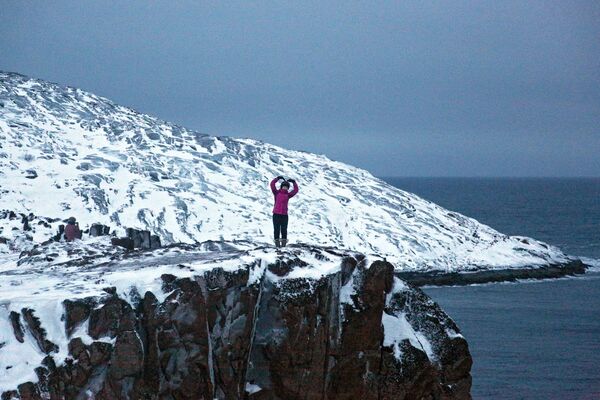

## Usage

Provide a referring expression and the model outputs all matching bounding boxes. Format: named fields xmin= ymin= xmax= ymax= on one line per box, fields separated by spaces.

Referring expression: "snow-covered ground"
xmin=0 ymin=71 xmax=573 ymax=272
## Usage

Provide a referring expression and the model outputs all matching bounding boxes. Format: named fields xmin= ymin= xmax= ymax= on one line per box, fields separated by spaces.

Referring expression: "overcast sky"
xmin=1 ymin=1 xmax=599 ymax=176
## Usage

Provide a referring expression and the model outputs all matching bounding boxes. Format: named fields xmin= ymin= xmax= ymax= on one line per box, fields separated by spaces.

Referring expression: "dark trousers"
xmin=273 ymin=214 xmax=289 ymax=240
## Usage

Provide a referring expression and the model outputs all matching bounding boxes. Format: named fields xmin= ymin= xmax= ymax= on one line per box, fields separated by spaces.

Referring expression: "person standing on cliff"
xmin=270 ymin=176 xmax=299 ymax=248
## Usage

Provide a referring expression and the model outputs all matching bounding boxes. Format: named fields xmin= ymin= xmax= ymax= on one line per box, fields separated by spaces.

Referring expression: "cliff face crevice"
xmin=1 ymin=248 xmax=471 ymax=400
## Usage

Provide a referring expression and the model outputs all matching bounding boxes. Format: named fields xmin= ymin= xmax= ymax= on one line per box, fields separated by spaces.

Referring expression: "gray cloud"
xmin=1 ymin=1 xmax=599 ymax=176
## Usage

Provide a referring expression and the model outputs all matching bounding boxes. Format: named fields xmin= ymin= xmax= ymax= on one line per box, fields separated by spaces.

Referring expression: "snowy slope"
xmin=0 ymin=71 xmax=572 ymax=272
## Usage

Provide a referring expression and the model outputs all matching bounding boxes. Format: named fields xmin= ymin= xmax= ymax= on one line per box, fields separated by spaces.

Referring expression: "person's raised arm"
xmin=271 ymin=176 xmax=284 ymax=194
xmin=288 ymin=179 xmax=299 ymax=198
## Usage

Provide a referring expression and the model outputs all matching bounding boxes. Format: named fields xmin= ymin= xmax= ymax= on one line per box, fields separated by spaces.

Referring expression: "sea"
xmin=383 ymin=178 xmax=600 ymax=400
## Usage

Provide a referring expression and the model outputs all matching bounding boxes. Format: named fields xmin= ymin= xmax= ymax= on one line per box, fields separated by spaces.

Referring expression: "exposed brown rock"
xmin=1 ymin=391 xmax=18 ymax=400
xmin=9 ymin=311 xmax=24 ymax=343
xmin=15 ymin=383 xmax=40 ymax=400
xmin=63 ymin=298 xmax=95 ymax=337
xmin=21 ymin=308 xmax=58 ymax=354
xmin=88 ymin=296 xmax=136 ymax=339
xmin=109 ymin=331 xmax=144 ymax=380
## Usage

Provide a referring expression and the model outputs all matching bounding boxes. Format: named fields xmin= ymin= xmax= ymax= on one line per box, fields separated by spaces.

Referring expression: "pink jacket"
xmin=64 ymin=223 xmax=81 ymax=242
xmin=271 ymin=178 xmax=299 ymax=215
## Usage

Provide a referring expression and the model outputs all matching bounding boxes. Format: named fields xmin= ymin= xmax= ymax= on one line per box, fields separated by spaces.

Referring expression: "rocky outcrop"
xmin=110 ymin=228 xmax=162 ymax=250
xmin=20 ymin=308 xmax=59 ymax=355
xmin=89 ymin=224 xmax=110 ymax=237
xmin=8 ymin=311 xmax=24 ymax=343
xmin=0 ymin=244 xmax=472 ymax=399
xmin=397 ymin=259 xmax=587 ymax=286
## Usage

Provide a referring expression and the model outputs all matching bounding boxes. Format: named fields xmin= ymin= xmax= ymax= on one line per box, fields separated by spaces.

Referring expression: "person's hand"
xmin=287 ymin=178 xmax=295 ymax=183
xmin=276 ymin=176 xmax=284 ymax=181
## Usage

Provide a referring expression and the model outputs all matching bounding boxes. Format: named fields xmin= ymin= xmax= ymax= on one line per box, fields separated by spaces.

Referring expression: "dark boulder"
xmin=21 ymin=214 xmax=31 ymax=231
xmin=150 ymin=234 xmax=161 ymax=249
xmin=126 ymin=228 xmax=151 ymax=249
xmin=63 ymin=298 xmax=95 ymax=337
xmin=24 ymin=169 xmax=38 ymax=179
xmin=112 ymin=228 xmax=161 ymax=250
xmin=1 ymin=391 xmax=18 ymax=400
xmin=54 ymin=224 xmax=65 ymax=241
xmin=21 ymin=308 xmax=58 ymax=354
xmin=16 ymin=382 xmax=40 ymax=400
xmin=111 ymin=237 xmax=134 ymax=250
xmin=9 ymin=311 xmax=24 ymax=343
xmin=89 ymin=223 xmax=110 ymax=237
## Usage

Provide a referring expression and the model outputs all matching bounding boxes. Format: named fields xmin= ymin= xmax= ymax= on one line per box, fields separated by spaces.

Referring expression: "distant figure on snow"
xmin=270 ymin=176 xmax=299 ymax=248
xmin=64 ymin=217 xmax=82 ymax=242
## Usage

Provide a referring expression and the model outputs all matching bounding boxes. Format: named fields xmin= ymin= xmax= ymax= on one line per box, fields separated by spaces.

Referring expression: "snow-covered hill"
xmin=0 ymin=71 xmax=572 ymax=272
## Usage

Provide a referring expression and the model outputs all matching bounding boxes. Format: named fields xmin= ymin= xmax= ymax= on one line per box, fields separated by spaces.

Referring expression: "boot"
xmin=274 ymin=239 xmax=281 ymax=248
xmin=281 ymin=239 xmax=288 ymax=247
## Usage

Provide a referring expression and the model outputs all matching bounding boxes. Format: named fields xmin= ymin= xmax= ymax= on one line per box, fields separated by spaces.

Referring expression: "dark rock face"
xmin=2 ymin=253 xmax=471 ymax=400
xmin=21 ymin=308 xmax=58 ymax=354
xmin=9 ymin=311 xmax=24 ymax=343
xmin=126 ymin=228 xmax=151 ymax=249
xmin=150 ymin=234 xmax=161 ymax=249
xmin=89 ymin=224 xmax=110 ymax=237
xmin=63 ymin=298 xmax=94 ymax=337
xmin=111 ymin=237 xmax=134 ymax=250
xmin=110 ymin=228 xmax=161 ymax=250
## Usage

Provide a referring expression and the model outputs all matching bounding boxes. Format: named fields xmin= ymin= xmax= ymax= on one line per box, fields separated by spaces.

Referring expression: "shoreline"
xmin=396 ymin=259 xmax=588 ymax=287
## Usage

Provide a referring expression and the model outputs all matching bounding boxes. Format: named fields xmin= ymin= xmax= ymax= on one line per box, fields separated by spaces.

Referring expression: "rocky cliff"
xmin=0 ymin=241 xmax=471 ymax=399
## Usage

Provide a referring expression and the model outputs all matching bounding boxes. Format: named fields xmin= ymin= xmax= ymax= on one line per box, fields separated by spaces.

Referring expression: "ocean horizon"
xmin=383 ymin=176 xmax=600 ymax=399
